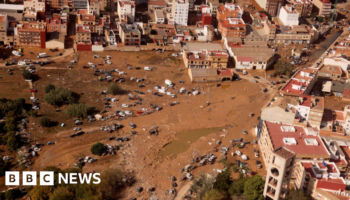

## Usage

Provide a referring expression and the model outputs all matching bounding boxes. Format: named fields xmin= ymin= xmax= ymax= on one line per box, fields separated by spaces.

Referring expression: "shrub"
xmin=39 ymin=117 xmax=52 ymax=127
xmin=45 ymin=84 xmax=56 ymax=94
xmin=257 ymin=116 xmax=260 ymax=120
xmin=233 ymin=166 xmax=238 ymax=173
xmin=6 ymin=132 xmax=19 ymax=151
xmin=22 ymin=70 xmax=33 ymax=80
xmin=108 ymin=83 xmax=123 ymax=95
xmin=65 ymin=103 xmax=92 ymax=119
xmin=43 ymin=87 xmax=79 ymax=106
xmin=91 ymin=142 xmax=107 ymax=155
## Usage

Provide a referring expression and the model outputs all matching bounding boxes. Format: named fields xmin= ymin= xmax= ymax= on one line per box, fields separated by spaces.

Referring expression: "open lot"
xmin=0 ymin=50 xmax=275 ymax=199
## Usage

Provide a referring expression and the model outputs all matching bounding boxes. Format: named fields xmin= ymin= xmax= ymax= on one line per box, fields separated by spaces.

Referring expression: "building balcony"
xmin=269 ymin=180 xmax=277 ymax=188
xmin=266 ymin=191 xmax=275 ymax=198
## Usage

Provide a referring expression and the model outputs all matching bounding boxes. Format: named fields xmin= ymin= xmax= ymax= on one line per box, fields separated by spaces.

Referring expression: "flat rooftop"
xmin=265 ymin=121 xmax=329 ymax=156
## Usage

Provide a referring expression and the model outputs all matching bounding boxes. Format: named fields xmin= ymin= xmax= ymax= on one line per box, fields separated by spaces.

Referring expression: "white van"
xmin=165 ymin=79 xmax=173 ymax=87
xmin=37 ymin=53 xmax=47 ymax=58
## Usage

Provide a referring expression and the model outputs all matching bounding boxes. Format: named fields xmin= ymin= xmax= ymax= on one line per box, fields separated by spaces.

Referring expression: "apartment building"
xmin=46 ymin=17 xmax=67 ymax=35
xmin=23 ymin=0 xmax=46 ymax=12
xmin=76 ymin=25 xmax=91 ymax=43
xmin=182 ymin=49 xmax=229 ymax=69
xmin=119 ymin=23 xmax=141 ymax=47
xmin=318 ymin=65 xmax=343 ymax=81
xmin=148 ymin=0 xmax=167 ymax=12
xmin=77 ymin=14 xmax=95 ymax=33
xmin=287 ymin=0 xmax=313 ymax=17
xmin=257 ymin=121 xmax=330 ymax=186
xmin=172 ymin=0 xmax=189 ymax=26
xmin=47 ymin=0 xmax=69 ymax=8
xmin=90 ymin=0 xmax=110 ymax=11
xmin=73 ymin=0 xmax=88 ymax=9
xmin=255 ymin=0 xmax=285 ymax=17
xmin=0 ymin=15 xmax=9 ymax=45
xmin=17 ymin=21 xmax=47 ymax=48
xmin=263 ymin=147 xmax=295 ymax=200
xmin=118 ymin=1 xmax=135 ymax=23
xmin=313 ymin=0 xmax=332 ymax=16
xmin=216 ymin=4 xmax=245 ymax=38
xmin=88 ymin=2 xmax=100 ymax=15
xmin=280 ymin=68 xmax=318 ymax=96
xmin=278 ymin=4 xmax=299 ymax=26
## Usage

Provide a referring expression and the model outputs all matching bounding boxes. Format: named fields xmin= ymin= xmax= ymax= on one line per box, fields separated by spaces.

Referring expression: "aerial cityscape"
xmin=0 ymin=0 xmax=350 ymax=199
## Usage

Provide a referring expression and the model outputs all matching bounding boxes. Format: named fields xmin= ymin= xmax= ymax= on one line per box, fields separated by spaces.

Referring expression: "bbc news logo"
xmin=5 ymin=171 xmax=101 ymax=186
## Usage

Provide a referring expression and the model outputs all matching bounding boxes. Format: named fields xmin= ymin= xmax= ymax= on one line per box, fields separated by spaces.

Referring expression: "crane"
xmin=330 ymin=0 xmax=338 ymax=26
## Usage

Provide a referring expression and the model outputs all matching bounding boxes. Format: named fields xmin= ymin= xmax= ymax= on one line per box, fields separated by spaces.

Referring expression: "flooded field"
xmin=159 ymin=127 xmax=225 ymax=156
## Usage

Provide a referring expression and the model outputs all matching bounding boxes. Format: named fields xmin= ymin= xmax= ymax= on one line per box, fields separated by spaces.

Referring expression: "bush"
xmin=6 ymin=131 xmax=19 ymax=151
xmin=22 ymin=70 xmax=33 ymax=80
xmin=43 ymin=87 xmax=79 ymax=106
xmin=233 ymin=166 xmax=238 ymax=173
xmin=257 ymin=116 xmax=260 ymax=121
xmin=39 ymin=117 xmax=52 ymax=127
xmin=5 ymin=189 xmax=20 ymax=200
xmin=0 ymin=98 xmax=26 ymax=117
xmin=45 ymin=84 xmax=56 ymax=94
xmin=91 ymin=142 xmax=107 ymax=155
xmin=65 ymin=103 xmax=92 ymax=119
xmin=108 ymin=83 xmax=123 ymax=95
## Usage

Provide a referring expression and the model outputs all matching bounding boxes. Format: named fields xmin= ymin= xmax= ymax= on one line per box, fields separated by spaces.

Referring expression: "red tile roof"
xmin=316 ymin=179 xmax=346 ymax=191
xmin=218 ymin=69 xmax=233 ymax=76
xmin=334 ymin=110 xmax=345 ymax=122
xmin=265 ymin=122 xmax=329 ymax=156
xmin=281 ymin=79 xmax=308 ymax=95
xmin=236 ymin=56 xmax=252 ymax=62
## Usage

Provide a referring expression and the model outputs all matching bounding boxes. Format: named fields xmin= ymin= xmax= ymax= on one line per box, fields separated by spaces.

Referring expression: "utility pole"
xmin=331 ymin=0 xmax=338 ymax=26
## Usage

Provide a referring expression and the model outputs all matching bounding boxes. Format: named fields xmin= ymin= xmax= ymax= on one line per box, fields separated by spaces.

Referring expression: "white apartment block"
xmin=24 ymin=0 xmax=46 ymax=12
xmin=118 ymin=0 xmax=135 ymax=23
xmin=172 ymin=0 xmax=189 ymax=26
xmin=278 ymin=4 xmax=299 ymax=26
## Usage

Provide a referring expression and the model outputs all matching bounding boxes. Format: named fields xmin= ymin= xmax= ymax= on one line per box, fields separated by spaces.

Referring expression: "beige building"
xmin=119 ymin=23 xmax=141 ymax=47
xmin=287 ymin=0 xmax=313 ymax=17
xmin=263 ymin=147 xmax=295 ymax=200
xmin=182 ymin=49 xmax=229 ymax=69
xmin=188 ymin=68 xmax=233 ymax=82
xmin=318 ymin=65 xmax=343 ymax=81
xmin=76 ymin=25 xmax=91 ymax=44
xmin=313 ymin=0 xmax=332 ymax=16
xmin=257 ymin=121 xmax=330 ymax=186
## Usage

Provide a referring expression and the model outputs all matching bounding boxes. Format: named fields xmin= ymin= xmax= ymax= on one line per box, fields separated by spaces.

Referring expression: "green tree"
xmin=4 ymin=111 xmax=16 ymax=132
xmin=5 ymin=189 xmax=19 ymax=200
xmin=233 ymin=166 xmax=238 ymax=173
xmin=205 ymin=189 xmax=226 ymax=200
xmin=318 ymin=17 xmax=324 ymax=23
xmin=65 ymin=103 xmax=92 ymax=119
xmin=285 ymin=190 xmax=313 ymax=200
xmin=22 ymin=70 xmax=33 ymax=80
xmin=45 ymin=84 xmax=56 ymax=94
xmin=274 ymin=59 xmax=294 ymax=78
xmin=244 ymin=175 xmax=265 ymax=200
xmin=39 ymin=117 xmax=52 ymax=127
xmin=107 ymin=83 xmax=123 ymax=95
xmin=191 ymin=172 xmax=216 ymax=200
xmin=6 ymin=132 xmax=19 ymax=151
xmin=43 ymin=87 xmax=79 ymax=106
xmin=0 ymin=98 xmax=26 ymax=117
xmin=229 ymin=178 xmax=248 ymax=196
xmin=213 ymin=166 xmax=233 ymax=191
xmin=91 ymin=142 xmax=107 ymax=155
xmin=97 ymin=168 xmax=125 ymax=199
xmin=29 ymin=186 xmax=54 ymax=200
xmin=49 ymin=187 xmax=74 ymax=200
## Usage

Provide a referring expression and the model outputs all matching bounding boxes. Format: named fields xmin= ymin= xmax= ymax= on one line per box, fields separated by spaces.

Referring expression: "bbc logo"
xmin=5 ymin=171 xmax=101 ymax=186
xmin=6 ymin=171 xmax=53 ymax=186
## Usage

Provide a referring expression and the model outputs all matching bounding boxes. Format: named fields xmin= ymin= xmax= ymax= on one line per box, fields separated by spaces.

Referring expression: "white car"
xmin=115 ymin=69 xmax=120 ymax=72
xmin=154 ymin=86 xmax=160 ymax=90
xmin=125 ymin=111 xmax=132 ymax=115
xmin=161 ymin=86 xmax=167 ymax=90
xmin=141 ymin=108 xmax=148 ymax=111
xmin=255 ymin=152 xmax=259 ymax=158
xmin=235 ymin=150 xmax=241 ymax=156
xmin=172 ymin=53 xmax=178 ymax=57
xmin=192 ymin=90 xmax=199 ymax=95
xmin=144 ymin=67 xmax=151 ymax=70
xmin=118 ymin=112 xmax=126 ymax=117
xmin=106 ymin=61 xmax=112 ymax=64
xmin=107 ymin=55 xmax=111 ymax=59
xmin=73 ymin=127 xmax=81 ymax=131
xmin=147 ymin=90 xmax=153 ymax=93
xmin=119 ymin=71 xmax=126 ymax=75
xmin=130 ymin=77 xmax=136 ymax=81
xmin=122 ymin=104 xmax=129 ymax=108
xmin=241 ymin=154 xmax=247 ymax=160
xmin=166 ymin=92 xmax=174 ymax=96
